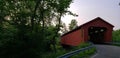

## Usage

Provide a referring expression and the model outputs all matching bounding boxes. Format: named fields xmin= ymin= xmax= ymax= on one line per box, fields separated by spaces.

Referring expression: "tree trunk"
xmin=52 ymin=13 xmax=62 ymax=53
xmin=31 ymin=0 xmax=41 ymax=30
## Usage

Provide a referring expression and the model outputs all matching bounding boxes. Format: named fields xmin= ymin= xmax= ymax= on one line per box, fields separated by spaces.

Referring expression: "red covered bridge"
xmin=61 ymin=17 xmax=114 ymax=47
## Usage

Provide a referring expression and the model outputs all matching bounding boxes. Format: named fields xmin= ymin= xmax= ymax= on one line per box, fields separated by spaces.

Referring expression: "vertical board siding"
xmin=61 ymin=17 xmax=114 ymax=46
xmin=82 ymin=19 xmax=113 ymax=42
xmin=61 ymin=29 xmax=84 ymax=46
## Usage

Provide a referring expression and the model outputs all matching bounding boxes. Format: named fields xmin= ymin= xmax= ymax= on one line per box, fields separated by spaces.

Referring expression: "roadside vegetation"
xmin=112 ymin=29 xmax=120 ymax=42
xmin=112 ymin=29 xmax=120 ymax=46
xmin=0 ymin=0 xmax=97 ymax=58
xmin=41 ymin=42 xmax=96 ymax=58
xmin=71 ymin=47 xmax=96 ymax=58
xmin=0 ymin=0 xmax=78 ymax=58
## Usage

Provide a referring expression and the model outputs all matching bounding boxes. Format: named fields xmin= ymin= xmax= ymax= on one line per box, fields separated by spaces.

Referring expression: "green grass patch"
xmin=41 ymin=42 xmax=96 ymax=58
xmin=70 ymin=47 xmax=96 ymax=58
xmin=112 ymin=43 xmax=120 ymax=46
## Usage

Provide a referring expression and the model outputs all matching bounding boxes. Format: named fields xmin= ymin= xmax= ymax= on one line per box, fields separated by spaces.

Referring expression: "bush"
xmin=112 ymin=29 xmax=120 ymax=42
xmin=41 ymin=42 xmax=96 ymax=58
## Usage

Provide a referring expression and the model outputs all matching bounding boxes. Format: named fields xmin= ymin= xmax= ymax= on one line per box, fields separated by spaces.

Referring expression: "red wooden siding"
xmin=61 ymin=29 xmax=84 ymax=46
xmin=82 ymin=18 xmax=114 ymax=42
xmin=61 ymin=17 xmax=114 ymax=46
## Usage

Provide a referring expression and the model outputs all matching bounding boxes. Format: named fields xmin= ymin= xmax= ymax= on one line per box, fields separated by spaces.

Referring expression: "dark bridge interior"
xmin=88 ymin=26 xmax=107 ymax=44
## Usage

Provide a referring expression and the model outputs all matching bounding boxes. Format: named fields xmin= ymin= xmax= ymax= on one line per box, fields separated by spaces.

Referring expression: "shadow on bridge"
xmin=88 ymin=26 xmax=107 ymax=44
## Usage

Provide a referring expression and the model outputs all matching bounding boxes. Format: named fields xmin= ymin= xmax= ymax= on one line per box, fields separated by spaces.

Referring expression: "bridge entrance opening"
xmin=88 ymin=26 xmax=107 ymax=44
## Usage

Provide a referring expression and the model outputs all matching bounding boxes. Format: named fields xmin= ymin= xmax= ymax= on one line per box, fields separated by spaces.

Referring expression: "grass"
xmin=41 ymin=42 xmax=96 ymax=58
xmin=112 ymin=43 xmax=120 ymax=46
xmin=41 ymin=51 xmax=66 ymax=58
xmin=41 ymin=45 xmax=66 ymax=58
xmin=70 ymin=47 xmax=96 ymax=58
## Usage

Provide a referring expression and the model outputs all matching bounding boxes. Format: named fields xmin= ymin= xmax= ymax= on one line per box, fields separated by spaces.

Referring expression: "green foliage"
xmin=61 ymin=23 xmax=68 ymax=34
xmin=0 ymin=0 xmax=75 ymax=58
xmin=42 ymin=43 xmax=92 ymax=58
xmin=41 ymin=43 xmax=93 ymax=58
xmin=71 ymin=47 xmax=96 ymax=58
xmin=0 ymin=23 xmax=18 ymax=46
xmin=67 ymin=43 xmax=96 ymax=58
xmin=69 ymin=19 xmax=78 ymax=31
xmin=41 ymin=49 xmax=66 ymax=58
xmin=69 ymin=43 xmax=96 ymax=58
xmin=112 ymin=29 xmax=120 ymax=42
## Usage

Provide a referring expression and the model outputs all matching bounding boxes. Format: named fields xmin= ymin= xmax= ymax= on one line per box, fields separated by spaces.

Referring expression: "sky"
xmin=61 ymin=0 xmax=120 ymax=30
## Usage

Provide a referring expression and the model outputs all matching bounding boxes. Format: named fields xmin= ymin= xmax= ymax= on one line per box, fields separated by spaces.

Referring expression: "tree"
xmin=69 ymin=19 xmax=78 ymax=31
xmin=0 ymin=0 xmax=76 ymax=57
xmin=112 ymin=29 xmax=120 ymax=42
xmin=61 ymin=23 xmax=68 ymax=34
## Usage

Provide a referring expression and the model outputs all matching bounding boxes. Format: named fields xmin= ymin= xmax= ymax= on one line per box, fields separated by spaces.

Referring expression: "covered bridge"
xmin=61 ymin=17 xmax=114 ymax=47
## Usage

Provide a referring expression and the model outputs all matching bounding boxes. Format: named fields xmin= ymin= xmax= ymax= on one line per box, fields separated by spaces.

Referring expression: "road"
xmin=91 ymin=45 xmax=120 ymax=58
